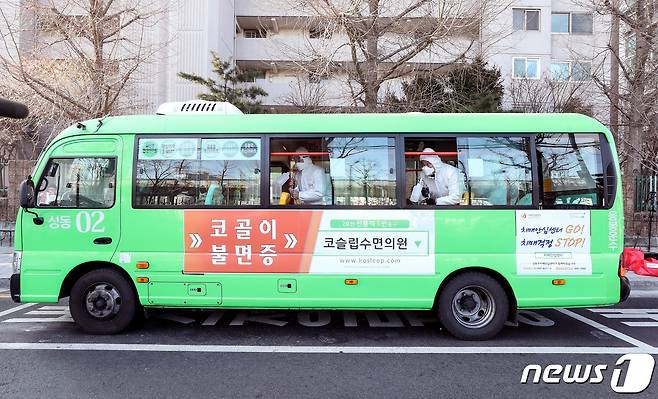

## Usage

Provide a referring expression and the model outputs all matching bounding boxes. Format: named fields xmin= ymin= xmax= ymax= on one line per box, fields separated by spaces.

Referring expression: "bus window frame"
xmin=401 ymin=133 xmax=539 ymax=210
xmin=599 ymin=133 xmax=617 ymax=209
xmin=35 ymin=156 xmax=118 ymax=210
xmin=535 ymin=132 xmax=613 ymax=210
xmin=131 ymin=131 xmax=616 ymax=211
xmin=267 ymin=133 xmax=402 ymax=209
xmin=132 ymin=134 xmax=266 ymax=210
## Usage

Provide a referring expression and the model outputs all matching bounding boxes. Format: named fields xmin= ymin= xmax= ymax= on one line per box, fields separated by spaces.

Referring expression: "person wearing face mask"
xmin=275 ymin=146 xmax=326 ymax=205
xmin=410 ymin=148 xmax=462 ymax=205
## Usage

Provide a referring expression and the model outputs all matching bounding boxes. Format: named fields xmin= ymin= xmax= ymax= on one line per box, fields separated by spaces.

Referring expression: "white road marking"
xmin=3 ymin=317 xmax=74 ymax=323
xmin=201 ymin=311 xmax=225 ymax=326
xmin=587 ymin=309 xmax=658 ymax=327
xmin=26 ymin=311 xmax=69 ymax=316
xmin=623 ymin=322 xmax=658 ymax=327
xmin=156 ymin=313 xmax=196 ymax=325
xmin=38 ymin=306 xmax=68 ymax=311
xmin=558 ymin=308 xmax=655 ymax=350
xmin=2 ymin=305 xmax=72 ymax=323
xmin=0 ymin=303 xmax=36 ymax=318
xmin=588 ymin=309 xmax=658 ymax=313
xmin=0 ymin=342 xmax=655 ymax=354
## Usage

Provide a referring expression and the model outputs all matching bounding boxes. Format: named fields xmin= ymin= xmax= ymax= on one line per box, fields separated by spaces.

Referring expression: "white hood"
xmin=419 ymin=148 xmax=443 ymax=169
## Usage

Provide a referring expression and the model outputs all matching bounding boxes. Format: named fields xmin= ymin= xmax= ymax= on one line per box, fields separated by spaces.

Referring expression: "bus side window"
xmin=404 ymin=137 xmax=533 ymax=207
xmin=134 ymin=137 xmax=261 ymax=207
xmin=458 ymin=137 xmax=533 ymax=206
xmin=269 ymin=137 xmax=397 ymax=206
xmin=536 ymin=133 xmax=603 ymax=208
xmin=404 ymin=137 xmax=462 ymax=206
xmin=199 ymin=138 xmax=261 ymax=206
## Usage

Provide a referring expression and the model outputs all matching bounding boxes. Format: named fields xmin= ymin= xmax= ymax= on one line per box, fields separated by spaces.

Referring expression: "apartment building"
xmin=142 ymin=0 xmax=609 ymax=118
xmin=0 ymin=0 xmax=612 ymax=118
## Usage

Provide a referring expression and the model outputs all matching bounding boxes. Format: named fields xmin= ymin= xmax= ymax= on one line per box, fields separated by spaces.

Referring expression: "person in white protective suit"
xmin=275 ymin=147 xmax=326 ymax=205
xmin=409 ymin=148 xmax=462 ymax=205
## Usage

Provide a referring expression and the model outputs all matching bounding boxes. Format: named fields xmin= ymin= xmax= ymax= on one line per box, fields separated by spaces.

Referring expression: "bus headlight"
xmin=12 ymin=251 xmax=21 ymax=274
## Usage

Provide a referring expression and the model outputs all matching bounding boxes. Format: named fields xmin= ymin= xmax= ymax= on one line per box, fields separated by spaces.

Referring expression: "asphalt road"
xmin=0 ymin=289 xmax=657 ymax=398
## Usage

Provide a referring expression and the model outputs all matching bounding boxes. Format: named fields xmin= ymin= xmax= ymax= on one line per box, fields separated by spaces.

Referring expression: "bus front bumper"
xmin=10 ymin=273 xmax=19 ymax=302
xmin=620 ymin=276 xmax=631 ymax=303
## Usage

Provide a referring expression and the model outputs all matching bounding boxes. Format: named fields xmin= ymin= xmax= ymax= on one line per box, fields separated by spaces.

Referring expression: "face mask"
xmin=296 ymin=158 xmax=309 ymax=171
xmin=422 ymin=166 xmax=434 ymax=176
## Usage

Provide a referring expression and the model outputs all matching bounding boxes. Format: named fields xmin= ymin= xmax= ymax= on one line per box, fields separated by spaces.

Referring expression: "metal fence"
xmin=635 ymin=175 xmax=658 ymax=212
xmin=0 ymin=160 xmax=35 ymax=223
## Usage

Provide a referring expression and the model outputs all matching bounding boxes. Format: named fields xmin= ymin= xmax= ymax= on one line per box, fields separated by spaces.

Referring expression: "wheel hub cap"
xmin=85 ymin=284 xmax=121 ymax=319
xmin=451 ymin=285 xmax=496 ymax=329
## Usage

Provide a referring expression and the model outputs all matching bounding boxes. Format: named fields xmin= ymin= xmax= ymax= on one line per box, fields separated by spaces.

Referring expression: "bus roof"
xmin=57 ymin=112 xmax=610 ymax=140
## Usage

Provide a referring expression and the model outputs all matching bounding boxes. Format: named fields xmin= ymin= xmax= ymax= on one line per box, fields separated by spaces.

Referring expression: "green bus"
xmin=11 ymin=101 xmax=629 ymax=340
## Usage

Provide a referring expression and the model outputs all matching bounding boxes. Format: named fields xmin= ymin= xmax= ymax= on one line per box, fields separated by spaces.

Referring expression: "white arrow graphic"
xmin=284 ymin=233 xmax=297 ymax=249
xmin=189 ymin=233 xmax=202 ymax=249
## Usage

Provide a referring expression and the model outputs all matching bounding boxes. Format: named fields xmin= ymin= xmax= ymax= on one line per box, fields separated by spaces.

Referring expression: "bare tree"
xmin=586 ymin=1 xmax=658 ymax=172
xmin=0 ymin=78 xmax=67 ymax=163
xmin=350 ymin=158 xmax=378 ymax=204
xmin=276 ymin=0 xmax=508 ymax=111
xmin=0 ymin=0 xmax=168 ymax=124
xmin=508 ymin=77 xmax=594 ymax=114
xmin=570 ymin=1 xmax=658 ymax=241
xmin=279 ymin=78 xmax=330 ymax=113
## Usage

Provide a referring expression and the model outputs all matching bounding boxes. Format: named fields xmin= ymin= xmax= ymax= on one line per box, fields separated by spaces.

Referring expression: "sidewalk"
xmin=0 ymin=246 xmax=11 ymax=279
xmin=627 ymin=271 xmax=658 ymax=291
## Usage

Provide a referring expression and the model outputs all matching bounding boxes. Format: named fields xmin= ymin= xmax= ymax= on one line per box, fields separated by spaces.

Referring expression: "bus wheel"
xmin=437 ymin=272 xmax=509 ymax=340
xmin=69 ymin=269 xmax=137 ymax=335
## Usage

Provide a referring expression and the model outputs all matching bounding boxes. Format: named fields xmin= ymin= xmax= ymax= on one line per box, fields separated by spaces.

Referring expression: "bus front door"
xmin=19 ymin=137 xmax=122 ymax=302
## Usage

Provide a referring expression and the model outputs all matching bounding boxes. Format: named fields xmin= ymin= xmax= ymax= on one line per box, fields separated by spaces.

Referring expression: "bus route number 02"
xmin=75 ymin=211 xmax=105 ymax=233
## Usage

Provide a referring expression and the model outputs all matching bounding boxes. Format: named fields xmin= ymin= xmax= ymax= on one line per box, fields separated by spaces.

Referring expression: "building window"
xmin=550 ymin=61 xmax=591 ymax=81
xmin=550 ymin=62 xmax=570 ymax=81
xmin=571 ymin=13 xmax=593 ymax=33
xmin=242 ymin=69 xmax=266 ymax=82
xmin=571 ymin=62 xmax=591 ymax=81
xmin=513 ymin=57 xmax=540 ymax=79
xmin=513 ymin=9 xmax=540 ymax=31
xmin=243 ymin=29 xmax=266 ymax=39
xmin=309 ymin=27 xmax=331 ymax=39
xmin=551 ymin=13 xmax=570 ymax=33
xmin=551 ymin=13 xmax=592 ymax=34
xmin=308 ymin=72 xmax=330 ymax=83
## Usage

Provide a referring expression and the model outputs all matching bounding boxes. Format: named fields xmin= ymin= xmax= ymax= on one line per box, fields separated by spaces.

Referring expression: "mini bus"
xmin=11 ymin=101 xmax=630 ymax=340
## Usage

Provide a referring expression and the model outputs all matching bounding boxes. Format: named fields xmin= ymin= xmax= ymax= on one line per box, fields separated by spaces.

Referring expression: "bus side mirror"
xmin=19 ymin=178 xmax=43 ymax=225
xmin=19 ymin=179 xmax=35 ymax=208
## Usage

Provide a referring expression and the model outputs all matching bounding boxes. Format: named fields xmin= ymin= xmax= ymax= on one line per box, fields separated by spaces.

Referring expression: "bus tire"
xmin=69 ymin=268 xmax=137 ymax=335
xmin=437 ymin=272 xmax=509 ymax=341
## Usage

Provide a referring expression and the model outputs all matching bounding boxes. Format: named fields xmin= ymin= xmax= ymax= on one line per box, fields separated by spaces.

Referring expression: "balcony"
xmin=235 ymin=33 xmax=478 ymax=67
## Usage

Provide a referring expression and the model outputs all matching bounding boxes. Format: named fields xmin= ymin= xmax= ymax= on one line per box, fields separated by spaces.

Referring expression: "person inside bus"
xmin=275 ymin=146 xmax=326 ymax=205
xmin=410 ymin=148 xmax=462 ymax=205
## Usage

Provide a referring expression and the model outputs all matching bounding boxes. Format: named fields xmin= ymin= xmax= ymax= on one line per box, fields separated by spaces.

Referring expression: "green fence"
xmin=635 ymin=175 xmax=658 ymax=212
